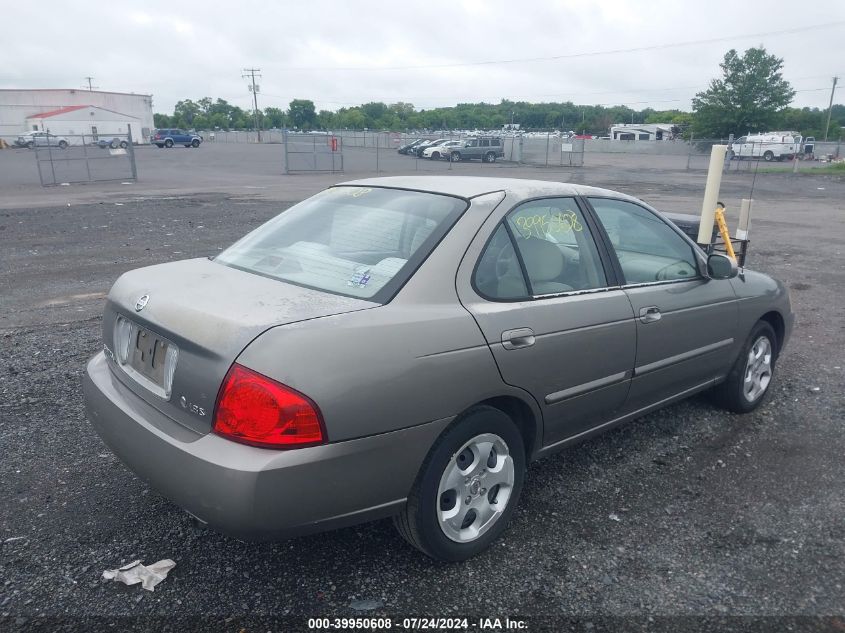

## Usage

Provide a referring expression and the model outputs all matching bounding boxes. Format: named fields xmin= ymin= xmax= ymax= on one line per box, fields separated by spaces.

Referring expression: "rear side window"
xmin=216 ymin=187 xmax=467 ymax=302
xmin=589 ymin=198 xmax=699 ymax=284
xmin=480 ymin=139 xmax=490 ymax=147
xmin=474 ymin=198 xmax=607 ymax=300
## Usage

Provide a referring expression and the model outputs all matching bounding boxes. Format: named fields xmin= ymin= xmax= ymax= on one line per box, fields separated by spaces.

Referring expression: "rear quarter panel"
xmin=236 ymin=190 xmax=544 ymax=443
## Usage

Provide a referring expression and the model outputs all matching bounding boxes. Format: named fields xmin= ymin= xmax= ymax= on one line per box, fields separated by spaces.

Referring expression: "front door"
xmin=457 ymin=196 xmax=636 ymax=447
xmin=587 ymin=197 xmax=739 ymax=413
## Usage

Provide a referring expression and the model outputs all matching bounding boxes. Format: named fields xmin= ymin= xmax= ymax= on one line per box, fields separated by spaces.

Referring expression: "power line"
xmin=273 ymin=21 xmax=845 ymax=72
xmin=242 ymin=68 xmax=262 ymax=141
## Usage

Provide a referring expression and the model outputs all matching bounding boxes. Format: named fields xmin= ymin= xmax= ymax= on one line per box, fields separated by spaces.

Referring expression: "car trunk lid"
xmin=103 ymin=257 xmax=376 ymax=434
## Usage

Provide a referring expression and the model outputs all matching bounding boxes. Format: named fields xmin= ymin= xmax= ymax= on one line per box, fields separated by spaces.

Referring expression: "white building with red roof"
xmin=0 ymin=88 xmax=154 ymax=143
xmin=25 ymin=104 xmax=143 ymax=144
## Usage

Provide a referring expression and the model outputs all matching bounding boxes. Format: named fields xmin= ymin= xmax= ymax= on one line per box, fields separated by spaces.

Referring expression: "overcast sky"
xmin=2 ymin=0 xmax=843 ymax=114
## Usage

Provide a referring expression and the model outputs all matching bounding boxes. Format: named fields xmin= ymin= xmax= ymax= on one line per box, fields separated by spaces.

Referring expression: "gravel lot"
xmin=1 ymin=154 xmax=843 ymax=630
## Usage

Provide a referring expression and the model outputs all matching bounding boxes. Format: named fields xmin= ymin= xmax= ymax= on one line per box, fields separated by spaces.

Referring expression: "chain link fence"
xmin=206 ymin=127 xmax=842 ymax=174
xmin=283 ymin=131 xmax=344 ymax=173
xmin=32 ymin=130 xmax=137 ymax=186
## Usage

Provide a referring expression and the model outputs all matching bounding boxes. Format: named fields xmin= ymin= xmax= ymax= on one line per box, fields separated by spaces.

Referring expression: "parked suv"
xmin=450 ymin=137 xmax=504 ymax=162
xmin=15 ymin=131 xmax=69 ymax=149
xmin=152 ymin=129 xmax=202 ymax=148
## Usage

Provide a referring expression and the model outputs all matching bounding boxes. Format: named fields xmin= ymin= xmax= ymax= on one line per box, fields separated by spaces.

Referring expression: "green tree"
xmin=153 ymin=113 xmax=172 ymax=128
xmin=287 ymin=99 xmax=317 ymax=129
xmin=173 ymin=99 xmax=201 ymax=127
xmin=263 ymin=107 xmax=287 ymax=128
xmin=692 ymin=47 xmax=795 ymax=138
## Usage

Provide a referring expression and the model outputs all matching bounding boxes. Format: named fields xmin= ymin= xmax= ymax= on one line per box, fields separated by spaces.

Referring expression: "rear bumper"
xmin=83 ymin=352 xmax=451 ymax=540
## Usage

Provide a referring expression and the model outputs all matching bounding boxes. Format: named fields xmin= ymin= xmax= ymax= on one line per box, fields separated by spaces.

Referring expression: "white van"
xmin=729 ymin=131 xmax=802 ymax=161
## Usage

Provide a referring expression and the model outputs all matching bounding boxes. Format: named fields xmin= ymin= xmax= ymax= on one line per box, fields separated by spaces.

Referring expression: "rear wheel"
xmin=451 ymin=151 xmax=461 ymax=162
xmin=763 ymin=150 xmax=774 ymax=162
xmin=58 ymin=140 xmax=68 ymax=149
xmin=164 ymin=139 xmax=174 ymax=148
xmin=393 ymin=405 xmax=525 ymax=561
xmin=484 ymin=151 xmax=496 ymax=163
xmin=119 ymin=140 xmax=128 ymax=149
xmin=711 ymin=320 xmax=777 ymax=413
xmin=26 ymin=141 xmax=34 ymax=149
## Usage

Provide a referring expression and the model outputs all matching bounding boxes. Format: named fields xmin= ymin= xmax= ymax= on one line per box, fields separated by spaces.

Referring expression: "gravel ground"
xmin=0 ymin=167 xmax=843 ymax=631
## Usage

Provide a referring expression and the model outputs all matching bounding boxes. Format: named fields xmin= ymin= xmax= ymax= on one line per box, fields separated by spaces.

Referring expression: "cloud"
xmin=0 ymin=0 xmax=842 ymax=114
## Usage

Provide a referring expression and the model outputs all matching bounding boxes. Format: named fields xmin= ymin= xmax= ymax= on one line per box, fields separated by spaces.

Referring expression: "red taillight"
xmin=154 ymin=133 xmax=161 ymax=139
xmin=213 ymin=364 xmax=325 ymax=448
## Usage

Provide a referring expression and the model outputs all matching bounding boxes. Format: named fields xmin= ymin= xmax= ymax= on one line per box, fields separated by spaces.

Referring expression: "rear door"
xmin=586 ymin=197 xmax=739 ymax=413
xmin=457 ymin=196 xmax=636 ymax=447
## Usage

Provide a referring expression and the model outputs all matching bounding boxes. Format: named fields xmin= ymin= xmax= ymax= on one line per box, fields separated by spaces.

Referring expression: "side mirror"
xmin=707 ymin=253 xmax=738 ymax=279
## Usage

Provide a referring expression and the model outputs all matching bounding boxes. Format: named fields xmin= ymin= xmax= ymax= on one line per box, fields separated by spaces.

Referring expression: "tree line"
xmin=153 ymin=48 xmax=844 ymax=140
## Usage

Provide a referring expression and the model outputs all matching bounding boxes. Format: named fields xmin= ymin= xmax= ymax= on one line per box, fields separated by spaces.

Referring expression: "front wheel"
xmin=393 ymin=405 xmax=525 ymax=561
xmin=119 ymin=141 xmax=128 ymax=149
xmin=431 ymin=151 xmax=440 ymax=160
xmin=191 ymin=139 xmax=200 ymax=148
xmin=763 ymin=150 xmax=774 ymax=162
xmin=710 ymin=320 xmax=777 ymax=413
xmin=58 ymin=140 xmax=68 ymax=149
xmin=450 ymin=151 xmax=461 ymax=162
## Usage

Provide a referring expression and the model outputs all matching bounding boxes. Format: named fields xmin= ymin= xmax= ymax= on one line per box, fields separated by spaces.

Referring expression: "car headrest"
xmin=520 ymin=238 xmax=564 ymax=281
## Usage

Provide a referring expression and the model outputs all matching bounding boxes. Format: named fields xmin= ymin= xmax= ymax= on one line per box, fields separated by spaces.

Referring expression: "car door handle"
xmin=501 ymin=328 xmax=535 ymax=350
xmin=639 ymin=306 xmax=662 ymax=323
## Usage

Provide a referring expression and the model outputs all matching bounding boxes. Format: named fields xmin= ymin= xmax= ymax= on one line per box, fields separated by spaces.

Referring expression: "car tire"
xmin=26 ymin=142 xmax=34 ymax=149
xmin=710 ymin=320 xmax=778 ymax=414
xmin=164 ymin=139 xmax=174 ymax=148
xmin=763 ymin=150 xmax=774 ymax=162
xmin=58 ymin=140 xmax=68 ymax=149
xmin=451 ymin=151 xmax=461 ymax=162
xmin=393 ymin=405 xmax=525 ymax=561
xmin=191 ymin=139 xmax=201 ymax=148
xmin=484 ymin=151 xmax=496 ymax=163
xmin=119 ymin=141 xmax=128 ymax=149
xmin=431 ymin=151 xmax=440 ymax=160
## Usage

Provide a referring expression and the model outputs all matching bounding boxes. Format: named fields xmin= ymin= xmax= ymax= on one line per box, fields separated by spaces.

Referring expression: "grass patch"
xmin=757 ymin=162 xmax=845 ymax=175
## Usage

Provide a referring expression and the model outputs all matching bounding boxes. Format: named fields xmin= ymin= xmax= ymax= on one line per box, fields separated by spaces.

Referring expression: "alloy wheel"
xmin=743 ymin=336 xmax=772 ymax=402
xmin=436 ymin=433 xmax=514 ymax=543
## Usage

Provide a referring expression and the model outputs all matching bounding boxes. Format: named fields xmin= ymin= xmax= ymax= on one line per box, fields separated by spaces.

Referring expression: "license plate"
xmin=129 ymin=326 xmax=170 ymax=388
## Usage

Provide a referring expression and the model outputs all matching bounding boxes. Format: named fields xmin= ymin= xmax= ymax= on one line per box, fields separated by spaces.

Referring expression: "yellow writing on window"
xmin=514 ymin=211 xmax=582 ymax=238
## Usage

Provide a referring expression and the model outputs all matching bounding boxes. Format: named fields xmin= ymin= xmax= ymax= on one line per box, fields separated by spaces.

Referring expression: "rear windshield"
xmin=215 ymin=186 xmax=467 ymax=302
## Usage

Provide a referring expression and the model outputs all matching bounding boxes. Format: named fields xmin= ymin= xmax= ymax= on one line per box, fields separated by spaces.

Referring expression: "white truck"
xmin=729 ymin=131 xmax=802 ymax=162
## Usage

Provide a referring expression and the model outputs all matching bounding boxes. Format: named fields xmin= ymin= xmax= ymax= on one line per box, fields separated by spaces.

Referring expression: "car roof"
xmin=338 ymin=176 xmax=640 ymax=202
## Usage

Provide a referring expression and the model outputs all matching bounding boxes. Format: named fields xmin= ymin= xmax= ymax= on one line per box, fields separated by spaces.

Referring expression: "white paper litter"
xmin=102 ymin=559 xmax=176 ymax=591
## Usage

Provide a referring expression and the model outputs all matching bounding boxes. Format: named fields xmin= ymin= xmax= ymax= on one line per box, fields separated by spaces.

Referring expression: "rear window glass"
xmin=215 ymin=187 xmax=467 ymax=301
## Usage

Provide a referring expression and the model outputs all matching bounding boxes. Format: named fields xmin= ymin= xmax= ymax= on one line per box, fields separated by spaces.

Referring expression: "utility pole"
xmin=824 ymin=76 xmax=839 ymax=141
xmin=83 ymin=76 xmax=98 ymax=91
xmin=242 ymin=68 xmax=262 ymax=142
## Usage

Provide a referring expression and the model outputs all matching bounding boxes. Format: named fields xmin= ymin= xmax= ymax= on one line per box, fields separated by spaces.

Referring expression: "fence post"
xmin=545 ymin=132 xmax=550 ymax=168
xmin=47 ymin=130 xmax=57 ymax=186
xmin=376 ymin=132 xmax=380 ymax=173
xmin=82 ymin=132 xmax=92 ymax=182
xmin=686 ymin=133 xmax=694 ymax=170
xmin=127 ymin=124 xmax=137 ymax=181
xmin=283 ymin=129 xmax=289 ymax=174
